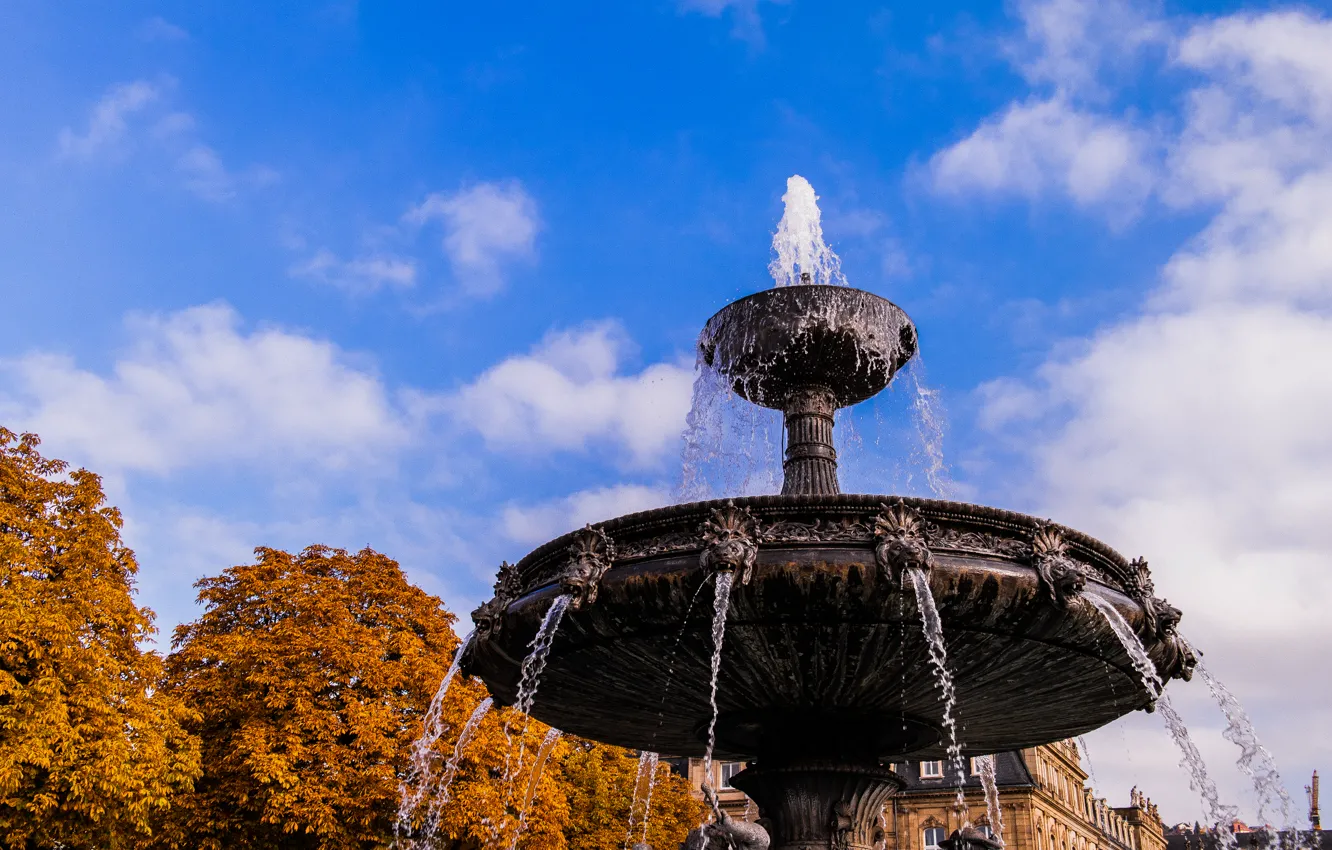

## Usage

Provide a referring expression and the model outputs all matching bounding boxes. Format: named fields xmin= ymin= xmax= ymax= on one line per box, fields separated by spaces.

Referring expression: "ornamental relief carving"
xmin=559 ymin=525 xmax=615 ymax=609
xmin=758 ymin=516 xmax=873 ymax=544
xmin=699 ymin=501 xmax=759 ymax=585
xmin=470 ymin=560 xmax=522 ymax=640
xmin=1031 ymin=523 xmax=1087 ymax=607
xmin=874 ymin=499 xmax=932 ymax=586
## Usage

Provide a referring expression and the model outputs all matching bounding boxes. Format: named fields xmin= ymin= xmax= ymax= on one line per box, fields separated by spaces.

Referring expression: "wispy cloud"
xmin=405 ymin=181 xmax=539 ymax=297
xmin=137 ymin=16 xmax=190 ymax=43
xmin=289 ymin=249 xmax=418 ymax=294
xmin=678 ymin=0 xmax=788 ymax=45
xmin=57 ymin=81 xmax=160 ymax=160
xmin=502 ymin=484 xmax=669 ymax=545
xmin=56 ymin=79 xmax=272 ymax=202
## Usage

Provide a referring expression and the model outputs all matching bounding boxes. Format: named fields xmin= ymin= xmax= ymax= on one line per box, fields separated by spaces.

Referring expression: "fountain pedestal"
xmin=731 ymin=762 xmax=904 ymax=850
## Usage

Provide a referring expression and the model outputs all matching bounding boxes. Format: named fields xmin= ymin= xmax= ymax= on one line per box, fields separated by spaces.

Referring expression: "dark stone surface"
xmin=464 ymin=495 xmax=1186 ymax=761
xmin=699 ymin=286 xmax=917 ymax=409
xmin=730 ymin=762 xmax=904 ymax=850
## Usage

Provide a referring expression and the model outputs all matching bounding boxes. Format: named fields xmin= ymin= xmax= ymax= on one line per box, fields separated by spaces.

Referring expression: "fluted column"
xmin=730 ymin=762 xmax=904 ymax=850
xmin=781 ymin=386 xmax=839 ymax=495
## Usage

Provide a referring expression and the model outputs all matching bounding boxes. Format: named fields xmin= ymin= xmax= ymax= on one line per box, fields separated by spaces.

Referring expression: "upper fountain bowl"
xmin=699 ymin=285 xmax=917 ymax=409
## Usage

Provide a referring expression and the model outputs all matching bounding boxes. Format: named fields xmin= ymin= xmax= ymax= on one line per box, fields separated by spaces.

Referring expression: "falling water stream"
xmin=1199 ymin=663 xmax=1299 ymax=839
xmin=907 ymin=568 xmax=968 ymax=815
xmin=421 ymin=697 xmax=494 ymax=840
xmin=492 ymin=594 xmax=575 ymax=845
xmin=977 ymin=754 xmax=1005 ymax=845
xmin=624 ymin=750 xmax=661 ymax=850
xmin=507 ymin=726 xmax=564 ymax=850
xmin=701 ymin=571 xmax=736 ymax=790
xmin=396 ymin=630 xmax=477 ymax=838
xmin=1084 ymin=596 xmax=1238 ymax=848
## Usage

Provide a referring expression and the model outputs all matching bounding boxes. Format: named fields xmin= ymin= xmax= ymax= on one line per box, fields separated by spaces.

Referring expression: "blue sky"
xmin=4 ymin=0 xmax=1331 ymax=827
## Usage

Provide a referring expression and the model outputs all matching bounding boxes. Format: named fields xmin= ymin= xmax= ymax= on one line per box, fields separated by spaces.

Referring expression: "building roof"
xmin=891 ymin=752 xmax=1036 ymax=793
xmin=1165 ymin=828 xmax=1327 ymax=850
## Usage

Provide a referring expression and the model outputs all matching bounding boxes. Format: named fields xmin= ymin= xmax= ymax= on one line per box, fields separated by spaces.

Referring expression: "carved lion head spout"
xmin=470 ymin=561 xmax=523 ymax=642
xmin=1123 ymin=558 xmax=1196 ymax=682
xmin=699 ymin=501 xmax=759 ymax=585
xmin=1031 ymin=524 xmax=1086 ymax=607
xmin=1153 ymin=598 xmax=1198 ymax=682
xmin=559 ymin=525 xmax=615 ymax=609
xmin=874 ymin=499 xmax=932 ymax=586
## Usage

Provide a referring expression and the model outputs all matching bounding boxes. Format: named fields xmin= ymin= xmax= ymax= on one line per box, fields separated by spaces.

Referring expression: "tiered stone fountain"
xmin=462 ymin=281 xmax=1197 ymax=850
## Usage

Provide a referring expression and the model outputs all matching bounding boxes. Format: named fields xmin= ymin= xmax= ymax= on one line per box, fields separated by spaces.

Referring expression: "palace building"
xmin=670 ymin=740 xmax=1167 ymax=850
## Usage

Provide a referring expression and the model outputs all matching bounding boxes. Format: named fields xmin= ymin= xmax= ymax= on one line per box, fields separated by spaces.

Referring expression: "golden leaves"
xmin=0 ymin=428 xmax=200 ymax=850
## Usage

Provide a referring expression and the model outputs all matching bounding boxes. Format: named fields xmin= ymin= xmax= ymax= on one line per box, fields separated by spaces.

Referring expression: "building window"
xmin=925 ymin=827 xmax=947 ymax=849
xmin=720 ymin=762 xmax=744 ymax=788
xmin=920 ymin=761 xmax=944 ymax=779
xmin=977 ymin=825 xmax=995 ymax=839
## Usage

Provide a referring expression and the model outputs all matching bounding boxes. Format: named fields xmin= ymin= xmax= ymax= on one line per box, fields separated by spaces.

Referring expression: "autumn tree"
xmin=0 ymin=428 xmax=200 ymax=849
xmin=154 ymin=542 xmax=704 ymax=850
xmin=555 ymin=741 xmax=704 ymax=850
xmin=156 ymin=545 xmax=465 ymax=849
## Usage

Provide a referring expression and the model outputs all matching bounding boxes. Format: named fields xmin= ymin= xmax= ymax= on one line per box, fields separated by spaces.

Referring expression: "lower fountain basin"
xmin=464 ymin=495 xmax=1190 ymax=761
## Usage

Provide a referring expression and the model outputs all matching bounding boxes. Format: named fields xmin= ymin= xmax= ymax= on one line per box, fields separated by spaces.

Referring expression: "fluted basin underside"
xmin=465 ymin=495 xmax=1191 ymax=762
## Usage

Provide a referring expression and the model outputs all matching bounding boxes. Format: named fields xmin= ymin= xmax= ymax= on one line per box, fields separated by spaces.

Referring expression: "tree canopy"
xmin=2 ymin=427 xmax=707 ymax=849
xmin=157 ymin=545 xmax=464 ymax=849
xmin=0 ymin=429 xmax=200 ymax=849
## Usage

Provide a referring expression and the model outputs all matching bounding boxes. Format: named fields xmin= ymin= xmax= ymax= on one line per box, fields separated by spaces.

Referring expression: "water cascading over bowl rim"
xmin=462 ymin=282 xmax=1195 ymax=850
xmin=462 ymin=493 xmax=1196 ymax=763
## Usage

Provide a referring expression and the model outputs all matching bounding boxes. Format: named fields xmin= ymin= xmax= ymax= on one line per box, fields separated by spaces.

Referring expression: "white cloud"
xmin=290 ymin=249 xmax=418 ymax=294
xmin=405 ymin=182 xmax=539 ymax=297
xmin=965 ymin=3 xmax=1332 ymax=823
xmin=450 ymin=321 xmax=693 ymax=468
xmin=931 ymin=96 xmax=1155 ymax=210
xmin=0 ymin=303 xmax=411 ymax=475
xmin=502 ymin=484 xmax=669 ymax=545
xmin=57 ymin=81 xmax=160 ymax=160
xmin=1008 ymin=0 xmax=1167 ymax=97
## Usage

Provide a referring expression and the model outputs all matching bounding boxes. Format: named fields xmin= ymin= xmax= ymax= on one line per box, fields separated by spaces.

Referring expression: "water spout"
xmin=494 ymin=594 xmax=575 ymax=844
xmin=1084 ymin=597 xmax=1237 ymax=848
xmin=422 ymin=697 xmax=494 ymax=840
xmin=702 ymin=571 xmax=736 ymax=789
xmin=907 ymin=568 xmax=968 ymax=815
xmin=625 ymin=751 xmax=661 ymax=850
xmin=977 ymin=755 xmax=1005 ymax=846
xmin=769 ymin=175 xmax=847 ymax=288
xmin=508 ymin=726 xmax=564 ymax=850
xmin=396 ymin=630 xmax=476 ymax=838
xmin=1199 ymin=663 xmax=1298 ymax=838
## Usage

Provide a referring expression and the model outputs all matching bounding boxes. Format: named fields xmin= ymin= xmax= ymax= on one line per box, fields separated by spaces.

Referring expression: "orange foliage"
xmin=155 ymin=545 xmax=459 ymax=849
xmin=0 ymin=429 xmax=199 ymax=849
xmin=2 ymin=427 xmax=706 ymax=849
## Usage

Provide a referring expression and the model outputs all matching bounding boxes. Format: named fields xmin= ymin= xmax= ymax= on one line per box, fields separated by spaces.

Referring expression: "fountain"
xmin=459 ymin=178 xmax=1200 ymax=850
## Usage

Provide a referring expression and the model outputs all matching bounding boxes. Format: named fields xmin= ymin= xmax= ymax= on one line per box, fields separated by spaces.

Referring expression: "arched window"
xmin=1037 ymin=825 xmax=1045 ymax=850
xmin=925 ymin=827 xmax=947 ymax=849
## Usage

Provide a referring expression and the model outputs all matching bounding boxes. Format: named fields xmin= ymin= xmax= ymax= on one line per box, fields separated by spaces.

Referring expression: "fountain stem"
xmin=782 ymin=386 xmax=839 ymax=495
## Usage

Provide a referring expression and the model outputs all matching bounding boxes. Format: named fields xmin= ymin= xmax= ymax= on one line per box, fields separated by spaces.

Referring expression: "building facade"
xmin=671 ymin=740 xmax=1167 ymax=850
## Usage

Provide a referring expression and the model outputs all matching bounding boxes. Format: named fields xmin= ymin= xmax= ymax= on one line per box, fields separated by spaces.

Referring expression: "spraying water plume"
xmin=769 ymin=175 xmax=847 ymax=288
